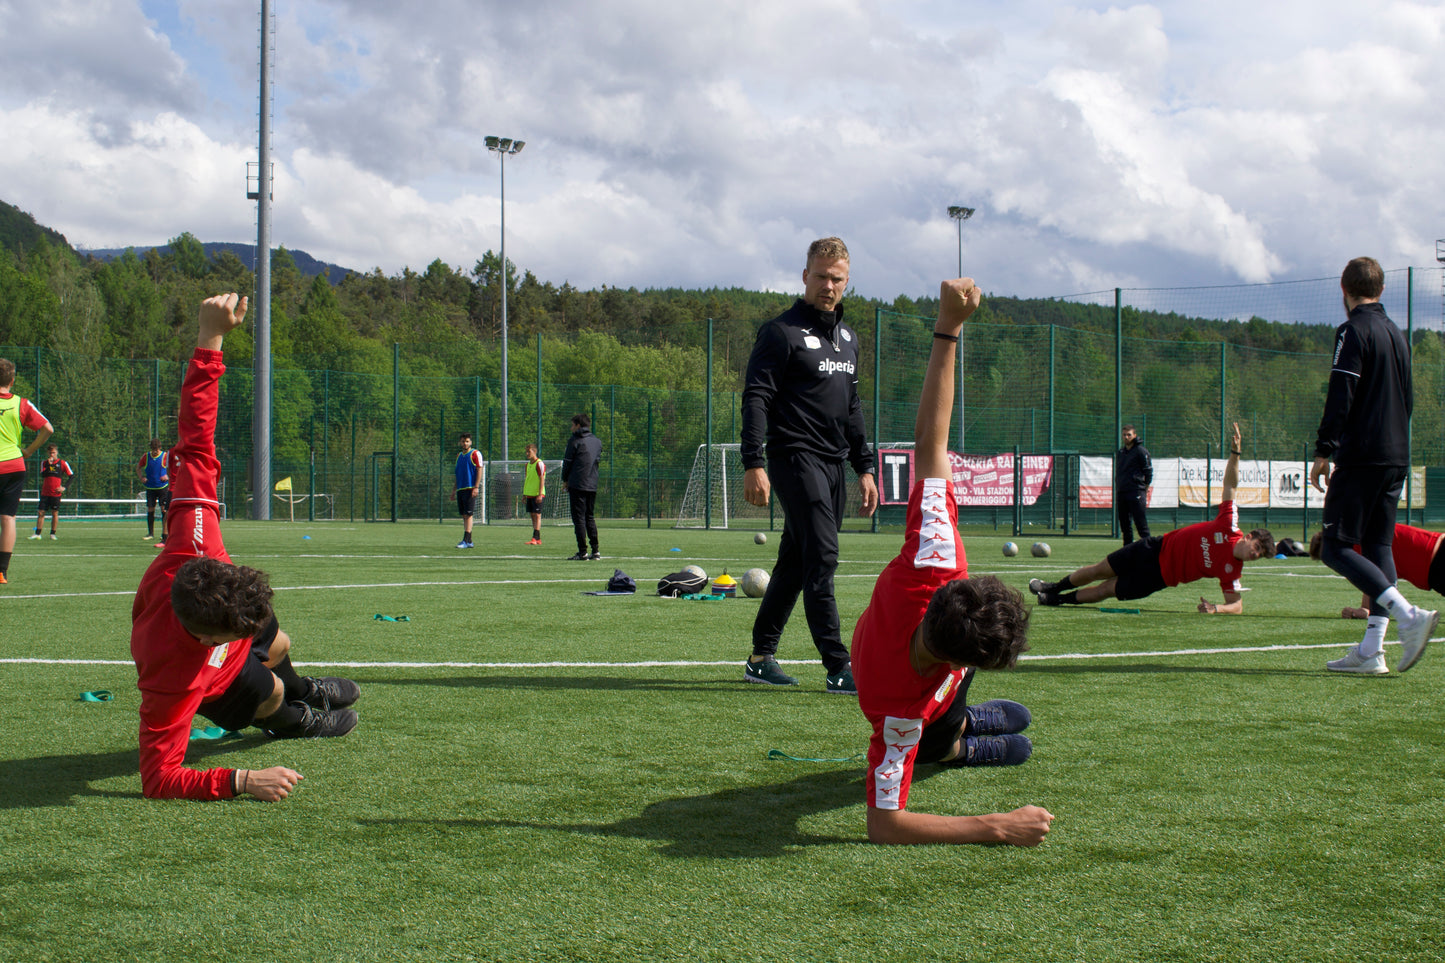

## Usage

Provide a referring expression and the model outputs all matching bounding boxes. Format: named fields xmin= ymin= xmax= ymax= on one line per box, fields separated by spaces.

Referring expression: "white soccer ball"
xmin=1002 ymin=541 xmax=1019 ymax=557
xmin=683 ymin=564 xmax=707 ymax=581
xmin=1031 ymin=542 xmax=1051 ymax=558
xmin=754 ymin=532 xmax=767 ymax=545
xmin=741 ymin=567 xmax=770 ymax=598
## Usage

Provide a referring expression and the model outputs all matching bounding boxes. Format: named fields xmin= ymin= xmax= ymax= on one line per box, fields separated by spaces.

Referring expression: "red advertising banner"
xmin=947 ymin=452 xmax=1054 ymax=506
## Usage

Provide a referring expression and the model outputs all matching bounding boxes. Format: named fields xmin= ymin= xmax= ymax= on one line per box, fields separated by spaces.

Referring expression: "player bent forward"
xmin=130 ymin=294 xmax=360 ymax=802
xmin=1030 ymin=424 xmax=1274 ymax=615
xmin=852 ymin=277 xmax=1053 ymax=846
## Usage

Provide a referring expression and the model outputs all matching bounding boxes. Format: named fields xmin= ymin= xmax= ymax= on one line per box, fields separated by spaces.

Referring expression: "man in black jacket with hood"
xmin=740 ymin=237 xmax=878 ymax=693
xmin=1311 ymin=256 xmax=1436 ymax=674
xmin=561 ymin=413 xmax=602 ymax=560
xmin=1116 ymin=424 xmax=1152 ymax=545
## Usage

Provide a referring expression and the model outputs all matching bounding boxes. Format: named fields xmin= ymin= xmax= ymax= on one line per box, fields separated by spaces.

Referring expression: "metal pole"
xmin=705 ymin=317 xmax=713 ymax=530
xmin=1407 ymin=266 xmax=1414 ymax=524
xmin=1113 ymin=288 xmax=1122 ymax=539
xmin=499 ymin=149 xmax=509 ymax=466
xmin=251 ymin=0 xmax=274 ymax=520
xmin=391 ymin=342 xmax=399 ymax=522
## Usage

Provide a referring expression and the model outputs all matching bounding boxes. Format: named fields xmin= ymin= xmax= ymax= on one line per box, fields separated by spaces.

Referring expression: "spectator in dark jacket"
xmin=1116 ymin=425 xmax=1152 ymax=545
xmin=561 ymin=414 xmax=602 ymax=560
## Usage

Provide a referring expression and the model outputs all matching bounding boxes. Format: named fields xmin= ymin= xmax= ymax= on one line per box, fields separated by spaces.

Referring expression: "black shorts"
xmin=915 ymin=670 xmax=976 ymax=764
xmin=198 ymin=617 xmax=281 ymax=731
xmin=1429 ymin=542 xmax=1445 ymax=596
xmin=1106 ymin=536 xmax=1168 ymax=601
xmin=145 ymin=488 xmax=171 ymax=510
xmin=1322 ymin=464 xmax=1405 ymax=547
xmin=525 ymin=495 xmax=543 ymax=514
xmin=37 ymin=494 xmax=61 ymax=511
xmin=0 ymin=471 xmax=22 ymax=516
xmin=456 ymin=489 xmax=476 ymax=518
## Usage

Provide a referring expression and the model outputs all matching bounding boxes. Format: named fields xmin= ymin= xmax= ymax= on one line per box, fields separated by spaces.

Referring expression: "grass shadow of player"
xmin=0 ymin=733 xmax=267 ymax=809
xmin=348 ymin=674 xmax=754 ymax=694
xmin=363 ymin=767 xmax=940 ymax=859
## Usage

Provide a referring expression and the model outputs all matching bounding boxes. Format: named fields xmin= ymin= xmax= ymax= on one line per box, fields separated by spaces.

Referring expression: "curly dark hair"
xmin=171 ymin=556 xmax=275 ymax=637
xmin=920 ymin=575 xmax=1031 ymax=670
xmin=1250 ymin=529 xmax=1276 ymax=559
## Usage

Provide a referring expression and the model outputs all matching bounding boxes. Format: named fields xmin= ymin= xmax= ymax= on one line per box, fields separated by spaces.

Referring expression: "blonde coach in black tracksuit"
xmin=739 ymin=237 xmax=878 ymax=693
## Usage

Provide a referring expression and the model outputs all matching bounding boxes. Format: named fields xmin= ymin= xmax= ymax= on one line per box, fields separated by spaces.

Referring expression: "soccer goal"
xmin=674 ymin=443 xmax=771 ymax=529
xmin=479 ymin=460 xmax=570 ymax=526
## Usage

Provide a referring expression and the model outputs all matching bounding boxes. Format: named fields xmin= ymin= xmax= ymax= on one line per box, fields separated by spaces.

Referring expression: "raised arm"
xmin=1219 ymin=422 xmax=1241 ymax=503
xmin=915 ymin=278 xmax=982 ymax=481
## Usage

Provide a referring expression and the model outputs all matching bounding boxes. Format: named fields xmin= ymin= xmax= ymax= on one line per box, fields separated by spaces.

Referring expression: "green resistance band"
xmin=767 ymin=748 xmax=865 ymax=763
xmin=373 ymin=614 xmax=410 ymax=622
xmin=189 ymin=726 xmax=242 ymax=741
xmin=79 ymin=690 xmax=114 ymax=702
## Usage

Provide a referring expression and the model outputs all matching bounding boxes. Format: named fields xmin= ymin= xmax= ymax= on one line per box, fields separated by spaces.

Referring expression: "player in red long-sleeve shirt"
xmin=130 ymin=293 xmax=360 ymax=802
xmin=1031 ymin=423 xmax=1275 ymax=615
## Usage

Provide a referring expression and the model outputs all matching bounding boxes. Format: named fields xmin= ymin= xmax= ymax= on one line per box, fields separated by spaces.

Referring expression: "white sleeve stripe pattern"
xmin=872 ymin=715 xmax=924 ymax=810
xmin=914 ymin=478 xmax=958 ymax=569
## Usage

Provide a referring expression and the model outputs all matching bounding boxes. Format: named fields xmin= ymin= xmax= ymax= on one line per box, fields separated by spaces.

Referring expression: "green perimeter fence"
xmin=5 ymin=267 xmax=1445 ymax=532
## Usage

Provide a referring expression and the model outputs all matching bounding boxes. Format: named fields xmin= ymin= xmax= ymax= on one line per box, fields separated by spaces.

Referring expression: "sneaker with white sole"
xmin=965 ymin=699 xmax=1032 ymax=734
xmin=942 ymin=733 xmax=1033 ymax=767
xmin=1396 ymin=606 xmax=1438 ymax=673
xmin=825 ymin=666 xmax=857 ymax=695
xmin=1325 ymin=646 xmax=1388 ymax=675
xmin=743 ymin=657 xmax=798 ymax=686
xmin=27 ymin=533 xmax=41 ymax=540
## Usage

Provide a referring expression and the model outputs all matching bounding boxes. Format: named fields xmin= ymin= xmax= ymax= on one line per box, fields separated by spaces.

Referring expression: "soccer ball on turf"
xmin=754 ymin=532 xmax=767 ymax=545
xmin=741 ymin=567 xmax=770 ymax=598
xmin=683 ymin=564 xmax=707 ymax=581
xmin=1002 ymin=542 xmax=1019 ymax=557
xmin=1031 ymin=542 xmax=1051 ymax=558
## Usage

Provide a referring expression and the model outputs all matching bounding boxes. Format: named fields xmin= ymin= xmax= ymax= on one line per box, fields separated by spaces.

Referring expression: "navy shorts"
xmin=1106 ymin=536 xmax=1168 ymax=601
xmin=198 ymin=617 xmax=281 ymax=731
xmin=525 ymin=495 xmax=543 ymax=514
xmin=456 ymin=489 xmax=476 ymax=518
xmin=37 ymin=494 xmax=62 ymax=511
xmin=0 ymin=471 xmax=22 ymax=516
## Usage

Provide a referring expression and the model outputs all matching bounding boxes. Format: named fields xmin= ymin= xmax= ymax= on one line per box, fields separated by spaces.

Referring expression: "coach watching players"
xmin=561 ymin=413 xmax=602 ymax=560
xmin=131 ymin=293 xmax=360 ymax=801
xmin=1310 ymin=256 xmax=1436 ymax=673
xmin=741 ymin=237 xmax=878 ymax=693
xmin=1116 ymin=423 xmax=1152 ymax=545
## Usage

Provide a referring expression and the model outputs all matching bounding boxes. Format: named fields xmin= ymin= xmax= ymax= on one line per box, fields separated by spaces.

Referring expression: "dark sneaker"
xmin=264 ymin=704 xmax=359 ymax=739
xmin=825 ymin=666 xmax=857 ymax=695
xmin=965 ymin=699 xmax=1031 ymax=735
xmin=942 ymin=733 xmax=1032 ymax=767
xmin=303 ymin=677 xmax=361 ymax=710
xmin=743 ymin=657 xmax=798 ymax=686
xmin=567 ymin=552 xmax=588 ymax=560
xmin=588 ymin=552 xmax=602 ymax=560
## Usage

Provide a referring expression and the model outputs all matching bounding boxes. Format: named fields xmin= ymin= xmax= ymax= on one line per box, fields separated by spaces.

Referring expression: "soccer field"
xmin=1 ymin=521 xmax=1441 ymax=962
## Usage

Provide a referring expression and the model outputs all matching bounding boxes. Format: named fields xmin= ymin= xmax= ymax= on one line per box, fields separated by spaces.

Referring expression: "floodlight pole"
xmin=948 ymin=206 xmax=975 ymax=450
xmin=486 ymin=135 xmax=525 ymax=464
xmin=250 ymin=0 xmax=275 ymax=520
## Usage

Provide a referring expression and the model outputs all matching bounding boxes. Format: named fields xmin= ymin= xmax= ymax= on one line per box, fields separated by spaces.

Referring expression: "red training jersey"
xmin=130 ymin=348 xmax=247 ymax=800
xmin=1158 ymin=500 xmax=1244 ymax=595
xmin=0 ymin=391 xmax=48 ymax=474
xmin=1387 ymin=524 xmax=1442 ymax=593
xmin=852 ymin=477 xmax=970 ymax=811
xmin=39 ymin=457 xmax=72 ymax=496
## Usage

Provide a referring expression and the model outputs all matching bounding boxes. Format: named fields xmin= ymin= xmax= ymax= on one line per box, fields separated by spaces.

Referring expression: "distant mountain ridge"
xmin=80 ymin=241 xmax=356 ymax=285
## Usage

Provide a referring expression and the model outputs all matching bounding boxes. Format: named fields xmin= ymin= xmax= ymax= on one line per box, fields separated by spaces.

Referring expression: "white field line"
xmin=2 ymin=638 xmax=1428 ymax=670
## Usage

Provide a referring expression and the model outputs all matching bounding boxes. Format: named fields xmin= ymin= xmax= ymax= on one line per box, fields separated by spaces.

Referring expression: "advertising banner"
xmin=1178 ymin=458 xmax=1271 ymax=507
xmin=1077 ymin=457 xmax=1179 ymax=509
xmin=1267 ymin=461 xmax=1326 ymax=510
xmin=876 ymin=448 xmax=915 ymax=505
xmin=948 ymin=452 xmax=1053 ymax=506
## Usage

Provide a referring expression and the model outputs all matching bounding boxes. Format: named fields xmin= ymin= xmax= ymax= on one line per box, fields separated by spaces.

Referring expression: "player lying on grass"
xmin=130 ymin=293 xmax=360 ymax=802
xmin=1030 ymin=423 xmax=1274 ymax=615
xmin=851 ymin=277 xmax=1053 ymax=847
xmin=1310 ymin=525 xmax=1443 ymax=674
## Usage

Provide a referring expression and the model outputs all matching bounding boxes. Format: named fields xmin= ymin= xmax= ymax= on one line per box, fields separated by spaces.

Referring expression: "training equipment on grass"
xmin=1002 ymin=541 xmax=1019 ymax=557
xmin=741 ymin=567 xmax=770 ymax=598
xmin=1099 ymin=607 xmax=1141 ymax=615
xmin=682 ymin=564 xmax=707 ymax=581
xmin=79 ymin=690 xmax=113 ymax=703
xmin=754 ymin=532 xmax=767 ymax=545
xmin=1031 ymin=542 xmax=1051 ymax=557
xmin=711 ymin=570 xmax=738 ymax=597
xmin=658 ymin=570 xmax=709 ymax=597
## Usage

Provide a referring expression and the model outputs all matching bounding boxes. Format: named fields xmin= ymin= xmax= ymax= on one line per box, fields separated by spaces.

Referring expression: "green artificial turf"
xmin=1 ymin=520 xmax=1441 ymax=962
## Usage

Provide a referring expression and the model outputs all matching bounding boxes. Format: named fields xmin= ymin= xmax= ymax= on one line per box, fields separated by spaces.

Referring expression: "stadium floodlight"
xmin=1436 ymin=238 xmax=1445 ymax=263
xmin=947 ymin=205 xmax=975 ymax=278
xmin=486 ymin=135 xmax=526 ymax=464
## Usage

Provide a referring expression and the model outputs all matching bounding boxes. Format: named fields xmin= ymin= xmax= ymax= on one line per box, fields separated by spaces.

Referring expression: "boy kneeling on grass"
xmin=130 ymin=293 xmax=360 ymax=802
xmin=851 ymin=277 xmax=1053 ymax=846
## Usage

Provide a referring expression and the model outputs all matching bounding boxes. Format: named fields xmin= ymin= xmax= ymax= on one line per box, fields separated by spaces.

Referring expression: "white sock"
xmin=1376 ymin=586 xmax=1412 ymax=620
xmin=1359 ymin=616 xmax=1388 ymax=658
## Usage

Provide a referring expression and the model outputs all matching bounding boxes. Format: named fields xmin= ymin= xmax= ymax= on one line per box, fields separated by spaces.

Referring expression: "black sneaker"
xmin=588 ymin=551 xmax=602 ymax=560
xmin=964 ymin=699 xmax=1031 ymax=735
xmin=264 ymin=704 xmax=359 ymax=739
xmin=567 ymin=551 xmax=588 ymax=560
xmin=825 ymin=666 xmax=857 ymax=695
xmin=943 ymin=733 xmax=1032 ymax=767
xmin=303 ymin=677 xmax=361 ymax=710
xmin=743 ymin=657 xmax=798 ymax=686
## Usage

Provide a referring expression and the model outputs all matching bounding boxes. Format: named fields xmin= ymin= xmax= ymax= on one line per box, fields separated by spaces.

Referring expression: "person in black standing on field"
xmin=1310 ymin=256 xmax=1437 ymax=674
xmin=561 ymin=413 xmax=602 ymax=561
xmin=740 ymin=236 xmax=879 ymax=694
xmin=1115 ymin=424 xmax=1152 ymax=545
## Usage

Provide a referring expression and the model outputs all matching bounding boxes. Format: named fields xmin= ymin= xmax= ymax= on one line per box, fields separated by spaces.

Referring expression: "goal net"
xmin=479 ymin=460 xmax=570 ymax=526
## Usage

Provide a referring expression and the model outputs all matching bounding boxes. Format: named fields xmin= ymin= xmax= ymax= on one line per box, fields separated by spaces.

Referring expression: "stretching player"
xmin=1310 ymin=526 xmax=1445 ymax=674
xmin=130 ymin=293 xmax=360 ymax=802
xmin=1031 ymin=423 xmax=1274 ymax=613
xmin=852 ymin=277 xmax=1053 ymax=847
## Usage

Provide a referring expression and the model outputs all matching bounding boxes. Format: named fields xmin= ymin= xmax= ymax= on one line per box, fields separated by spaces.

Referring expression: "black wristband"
xmin=933 ymin=331 xmax=959 ymax=343
xmin=231 ymin=770 xmax=240 ymax=795
xmin=1230 ymin=450 xmax=1241 ymax=456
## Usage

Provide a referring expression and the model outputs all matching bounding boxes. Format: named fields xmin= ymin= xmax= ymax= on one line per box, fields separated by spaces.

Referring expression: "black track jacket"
xmin=1315 ymin=301 xmax=1412 ymax=467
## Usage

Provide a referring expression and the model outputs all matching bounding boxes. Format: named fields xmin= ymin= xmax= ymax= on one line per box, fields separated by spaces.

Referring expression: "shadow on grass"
xmin=0 ymin=735 xmax=266 ymax=809
xmin=349 ymin=674 xmax=759 ymax=694
xmin=361 ymin=767 xmax=933 ymax=858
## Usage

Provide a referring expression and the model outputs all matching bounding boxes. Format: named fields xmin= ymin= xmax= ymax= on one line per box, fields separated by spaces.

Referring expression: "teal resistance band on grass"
xmin=189 ymin=726 xmax=242 ymax=741
xmin=1099 ymin=607 xmax=1141 ymax=615
xmin=79 ymin=690 xmax=113 ymax=702
xmin=767 ymin=748 xmax=866 ymax=763
xmin=374 ymin=614 xmax=410 ymax=622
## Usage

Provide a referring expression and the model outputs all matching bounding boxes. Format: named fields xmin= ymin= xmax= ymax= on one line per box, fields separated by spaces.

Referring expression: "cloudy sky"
xmin=2 ymin=0 xmax=1443 ymax=301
